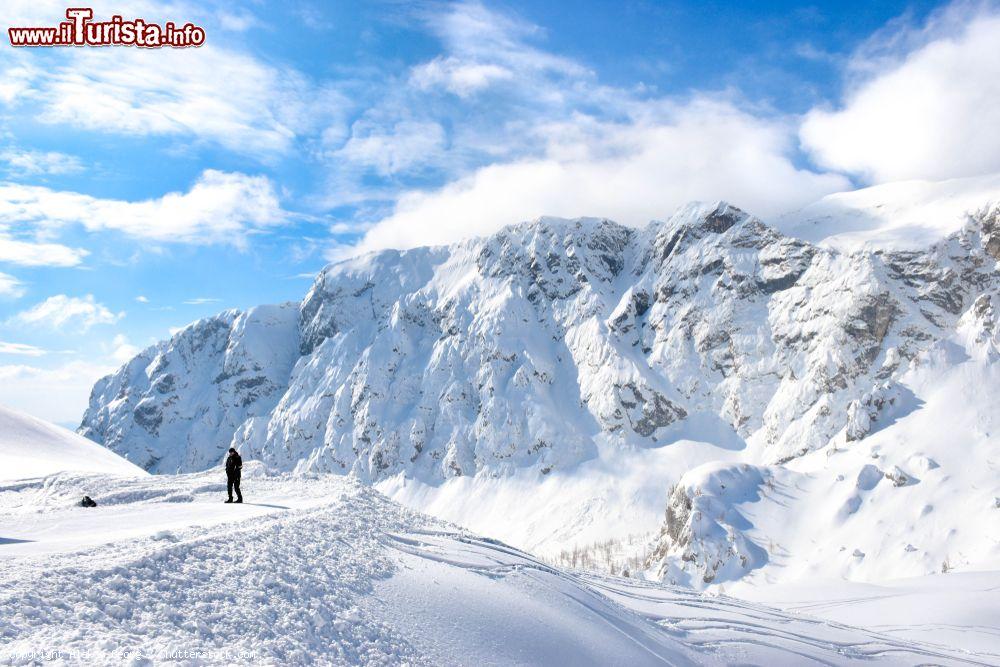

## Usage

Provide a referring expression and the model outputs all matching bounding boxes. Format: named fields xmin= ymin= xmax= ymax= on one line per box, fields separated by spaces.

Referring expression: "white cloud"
xmin=135 ymin=295 xmax=149 ymax=303
xmin=10 ymin=294 xmax=122 ymax=331
xmin=337 ymin=121 xmax=447 ymax=175
xmin=182 ymin=297 xmax=221 ymax=305
xmin=411 ymin=58 xmax=514 ymax=97
xmin=0 ymin=341 xmax=46 ymax=356
xmin=415 ymin=0 xmax=588 ymax=98
xmin=0 ymin=0 xmax=345 ymax=156
xmin=349 ymin=98 xmax=849 ymax=255
xmin=110 ymin=334 xmax=140 ymax=363
xmin=0 ymin=272 xmax=25 ymax=298
xmin=0 ymin=148 xmax=84 ymax=176
xmin=399 ymin=1 xmax=595 ymax=142
xmin=33 ymin=47 xmax=329 ymax=155
xmin=0 ymin=170 xmax=286 ymax=245
xmin=0 ymin=236 xmax=88 ymax=267
xmin=0 ymin=53 xmax=36 ymax=105
xmin=0 ymin=359 xmax=112 ymax=426
xmin=215 ymin=9 xmax=259 ymax=32
xmin=295 ymin=5 xmax=333 ymax=30
xmin=801 ymin=7 xmax=1000 ymax=182
xmin=331 ymin=0 xmax=854 ymax=258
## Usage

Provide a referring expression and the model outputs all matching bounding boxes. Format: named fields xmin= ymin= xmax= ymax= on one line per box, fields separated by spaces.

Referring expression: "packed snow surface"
xmin=0 ymin=405 xmax=146 ymax=481
xmin=1 ymin=469 xmax=994 ymax=666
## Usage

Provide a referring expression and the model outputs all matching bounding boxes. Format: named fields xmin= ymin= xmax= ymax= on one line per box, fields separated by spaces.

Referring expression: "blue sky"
xmin=1 ymin=0 xmax=998 ymax=425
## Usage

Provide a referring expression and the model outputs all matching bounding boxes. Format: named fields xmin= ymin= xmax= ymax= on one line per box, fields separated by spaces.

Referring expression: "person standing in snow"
xmin=225 ymin=448 xmax=243 ymax=504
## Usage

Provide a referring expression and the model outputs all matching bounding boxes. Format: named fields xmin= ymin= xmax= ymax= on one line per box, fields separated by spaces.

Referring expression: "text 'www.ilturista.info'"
xmin=8 ymin=8 xmax=206 ymax=48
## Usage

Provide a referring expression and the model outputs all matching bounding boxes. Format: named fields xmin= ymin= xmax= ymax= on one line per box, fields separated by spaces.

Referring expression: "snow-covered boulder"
xmin=645 ymin=462 xmax=770 ymax=587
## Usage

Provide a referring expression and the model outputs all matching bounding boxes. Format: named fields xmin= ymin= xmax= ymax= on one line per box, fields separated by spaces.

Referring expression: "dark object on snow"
xmin=80 ymin=495 xmax=97 ymax=508
xmin=225 ymin=448 xmax=243 ymax=503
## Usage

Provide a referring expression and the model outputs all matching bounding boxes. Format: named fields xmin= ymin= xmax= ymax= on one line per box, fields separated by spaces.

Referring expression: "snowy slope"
xmin=0 ymin=470 xmax=991 ymax=665
xmin=774 ymin=173 xmax=1000 ymax=252
xmin=0 ymin=405 xmax=145 ymax=481
xmin=736 ymin=572 xmax=1000 ymax=657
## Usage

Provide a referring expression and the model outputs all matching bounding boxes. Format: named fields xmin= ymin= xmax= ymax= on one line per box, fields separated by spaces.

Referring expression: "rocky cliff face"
xmin=80 ymin=203 xmax=1000 ymax=483
xmin=80 ymin=304 xmax=300 ymax=473
xmin=642 ymin=206 xmax=1000 ymax=588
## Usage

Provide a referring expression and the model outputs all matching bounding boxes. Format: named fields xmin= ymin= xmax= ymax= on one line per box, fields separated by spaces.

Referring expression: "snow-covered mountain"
xmin=0 ymin=404 xmax=146 ymax=481
xmin=78 ymin=183 xmax=1000 ymax=590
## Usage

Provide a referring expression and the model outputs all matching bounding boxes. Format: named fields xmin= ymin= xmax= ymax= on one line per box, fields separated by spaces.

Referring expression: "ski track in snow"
xmin=2 ymin=469 xmax=995 ymax=666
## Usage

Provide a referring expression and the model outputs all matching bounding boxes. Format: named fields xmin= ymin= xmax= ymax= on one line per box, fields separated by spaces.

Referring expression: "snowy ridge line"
xmin=0 ymin=404 xmax=146 ymax=482
xmin=773 ymin=174 xmax=1000 ymax=253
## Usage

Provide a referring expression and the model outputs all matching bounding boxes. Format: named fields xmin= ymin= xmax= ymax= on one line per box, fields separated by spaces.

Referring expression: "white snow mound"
xmin=0 ymin=404 xmax=146 ymax=481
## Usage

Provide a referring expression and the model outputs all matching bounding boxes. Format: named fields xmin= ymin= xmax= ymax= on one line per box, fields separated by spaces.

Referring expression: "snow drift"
xmin=0 ymin=405 xmax=146 ymax=481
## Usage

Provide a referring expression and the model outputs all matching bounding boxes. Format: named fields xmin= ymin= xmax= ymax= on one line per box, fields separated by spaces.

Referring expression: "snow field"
xmin=2 ymin=469 xmax=994 ymax=665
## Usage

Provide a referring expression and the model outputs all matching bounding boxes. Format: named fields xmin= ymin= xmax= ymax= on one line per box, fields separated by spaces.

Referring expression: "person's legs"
xmin=226 ymin=475 xmax=234 ymax=502
xmin=234 ymin=475 xmax=243 ymax=503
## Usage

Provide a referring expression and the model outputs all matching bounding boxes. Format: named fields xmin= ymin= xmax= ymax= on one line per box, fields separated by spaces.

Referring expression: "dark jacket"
xmin=225 ymin=452 xmax=243 ymax=477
